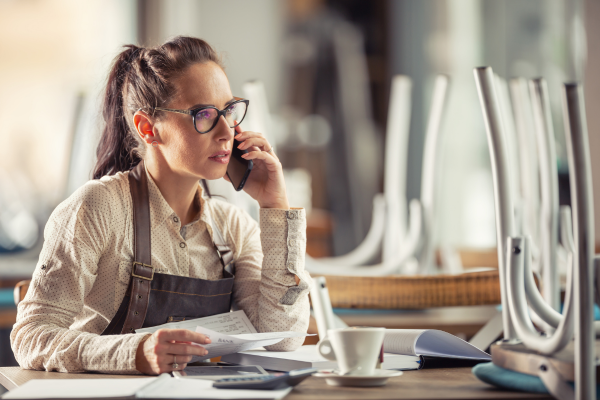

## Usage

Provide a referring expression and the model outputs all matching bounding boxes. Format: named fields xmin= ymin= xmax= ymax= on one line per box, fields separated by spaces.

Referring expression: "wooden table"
xmin=0 ymin=366 xmax=551 ymax=399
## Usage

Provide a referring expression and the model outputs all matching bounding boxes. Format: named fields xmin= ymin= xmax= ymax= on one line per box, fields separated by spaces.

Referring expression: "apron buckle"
xmin=131 ymin=261 xmax=154 ymax=280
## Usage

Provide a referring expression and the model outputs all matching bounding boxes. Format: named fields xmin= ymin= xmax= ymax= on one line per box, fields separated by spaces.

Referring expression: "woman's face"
xmin=153 ymin=61 xmax=235 ymax=180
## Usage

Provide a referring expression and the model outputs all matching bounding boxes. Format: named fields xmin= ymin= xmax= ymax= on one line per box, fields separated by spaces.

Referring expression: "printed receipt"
xmin=136 ymin=310 xmax=257 ymax=336
xmin=195 ymin=326 xmax=311 ymax=359
xmin=136 ymin=310 xmax=312 ymax=360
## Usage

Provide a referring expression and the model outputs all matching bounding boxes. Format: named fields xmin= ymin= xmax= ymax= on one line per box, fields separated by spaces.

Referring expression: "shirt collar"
xmin=143 ymin=165 xmax=207 ymax=231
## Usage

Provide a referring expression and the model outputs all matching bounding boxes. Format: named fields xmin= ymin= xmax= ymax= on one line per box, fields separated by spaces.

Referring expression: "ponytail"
xmin=93 ymin=37 xmax=222 ymax=180
xmin=93 ymin=46 xmax=143 ymax=179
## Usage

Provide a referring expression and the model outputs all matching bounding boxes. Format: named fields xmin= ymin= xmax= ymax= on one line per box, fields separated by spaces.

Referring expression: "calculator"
xmin=212 ymin=368 xmax=317 ymax=390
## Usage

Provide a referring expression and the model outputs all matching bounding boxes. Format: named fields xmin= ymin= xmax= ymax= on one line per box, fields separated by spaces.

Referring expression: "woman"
xmin=11 ymin=36 xmax=312 ymax=375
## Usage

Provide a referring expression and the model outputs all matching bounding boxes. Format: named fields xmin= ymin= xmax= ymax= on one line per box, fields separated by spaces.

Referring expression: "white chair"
xmin=503 ymin=83 xmax=597 ymax=400
xmin=528 ymin=79 xmax=561 ymax=311
xmin=502 ymin=77 xmax=563 ymax=314
xmin=308 ymin=75 xmax=413 ymax=268
xmin=305 ymin=75 xmax=450 ymax=276
xmin=414 ymin=74 xmax=451 ymax=274
xmin=473 ymin=66 xmax=518 ymax=339
xmin=475 ymin=69 xmax=596 ymax=399
xmin=509 ymin=78 xmax=542 ymax=272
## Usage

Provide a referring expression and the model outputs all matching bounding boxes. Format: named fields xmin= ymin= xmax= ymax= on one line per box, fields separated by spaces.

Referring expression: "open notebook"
xmin=221 ymin=345 xmax=420 ymax=372
xmin=2 ymin=374 xmax=290 ymax=400
xmin=383 ymin=329 xmax=490 ymax=368
xmin=222 ymin=329 xmax=490 ymax=371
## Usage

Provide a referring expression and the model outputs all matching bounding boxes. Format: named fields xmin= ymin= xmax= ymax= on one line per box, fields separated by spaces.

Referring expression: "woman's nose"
xmin=214 ymin=115 xmax=233 ymax=141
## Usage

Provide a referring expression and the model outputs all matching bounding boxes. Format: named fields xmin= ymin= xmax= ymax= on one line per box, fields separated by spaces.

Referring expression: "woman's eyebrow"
xmin=189 ymin=98 xmax=236 ymax=110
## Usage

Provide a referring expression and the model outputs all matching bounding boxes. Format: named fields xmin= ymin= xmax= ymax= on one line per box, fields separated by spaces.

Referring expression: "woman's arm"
xmin=223 ymin=127 xmax=312 ymax=350
xmin=227 ymin=205 xmax=312 ymax=351
xmin=12 ymin=180 xmax=211 ymax=374
xmin=10 ymin=182 xmax=150 ymax=373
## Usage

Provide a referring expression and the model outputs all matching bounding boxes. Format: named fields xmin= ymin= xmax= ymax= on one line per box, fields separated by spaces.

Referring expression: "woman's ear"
xmin=133 ymin=111 xmax=158 ymax=145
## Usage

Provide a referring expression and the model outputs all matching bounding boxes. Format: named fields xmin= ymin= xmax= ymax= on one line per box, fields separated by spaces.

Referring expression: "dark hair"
xmin=93 ymin=36 xmax=223 ymax=179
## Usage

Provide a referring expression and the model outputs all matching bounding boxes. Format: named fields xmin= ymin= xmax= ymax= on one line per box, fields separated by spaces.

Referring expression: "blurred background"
xmin=0 ymin=0 xmax=598 ymax=366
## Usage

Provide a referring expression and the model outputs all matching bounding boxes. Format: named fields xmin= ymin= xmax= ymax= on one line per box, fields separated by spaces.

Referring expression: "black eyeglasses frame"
xmin=153 ymin=98 xmax=250 ymax=134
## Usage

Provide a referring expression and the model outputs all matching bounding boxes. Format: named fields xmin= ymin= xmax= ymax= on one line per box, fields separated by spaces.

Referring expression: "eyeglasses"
xmin=154 ymin=98 xmax=249 ymax=134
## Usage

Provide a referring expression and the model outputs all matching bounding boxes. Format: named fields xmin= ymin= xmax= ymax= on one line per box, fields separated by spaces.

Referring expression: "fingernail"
xmin=241 ymin=154 xmax=248 ymax=158
xmin=205 ymin=338 xmax=211 ymax=344
xmin=204 ymin=350 xmax=209 ymax=355
xmin=238 ymin=143 xmax=243 ymax=149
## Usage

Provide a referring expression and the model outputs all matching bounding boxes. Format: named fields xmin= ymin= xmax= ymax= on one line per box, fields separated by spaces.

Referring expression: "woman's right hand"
xmin=135 ymin=329 xmax=211 ymax=375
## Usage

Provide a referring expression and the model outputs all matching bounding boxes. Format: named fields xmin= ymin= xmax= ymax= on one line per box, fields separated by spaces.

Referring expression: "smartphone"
xmin=226 ymin=138 xmax=253 ymax=191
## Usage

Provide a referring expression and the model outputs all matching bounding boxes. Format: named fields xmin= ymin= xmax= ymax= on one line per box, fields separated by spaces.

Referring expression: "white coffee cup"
xmin=317 ymin=327 xmax=385 ymax=376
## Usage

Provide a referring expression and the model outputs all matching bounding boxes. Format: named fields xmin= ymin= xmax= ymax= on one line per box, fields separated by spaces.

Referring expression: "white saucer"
xmin=314 ymin=369 xmax=403 ymax=387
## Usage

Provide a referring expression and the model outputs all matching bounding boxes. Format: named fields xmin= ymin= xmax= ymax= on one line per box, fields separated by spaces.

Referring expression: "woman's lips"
xmin=208 ymin=151 xmax=230 ymax=164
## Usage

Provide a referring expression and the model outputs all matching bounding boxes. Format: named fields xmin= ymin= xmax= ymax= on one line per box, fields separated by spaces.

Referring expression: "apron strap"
xmin=119 ymin=163 xmax=234 ymax=334
xmin=205 ymin=214 xmax=234 ymax=267
xmin=121 ymin=161 xmax=153 ymax=334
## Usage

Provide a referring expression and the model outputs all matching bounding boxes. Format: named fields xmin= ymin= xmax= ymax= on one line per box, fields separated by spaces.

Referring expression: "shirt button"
xmin=289 ymin=239 xmax=296 ymax=246
xmin=173 ymin=217 xmax=179 ymax=223
xmin=287 ymin=211 xmax=296 ymax=220
xmin=180 ymin=242 xmax=186 ymax=248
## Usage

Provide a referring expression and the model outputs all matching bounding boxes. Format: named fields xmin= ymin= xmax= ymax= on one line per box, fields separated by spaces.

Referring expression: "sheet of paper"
xmin=136 ymin=310 xmax=257 ymax=335
xmin=195 ymin=326 xmax=312 ymax=359
xmin=137 ymin=377 xmax=291 ymax=399
xmin=2 ymin=378 xmax=156 ymax=399
xmin=226 ymin=344 xmax=328 ymax=363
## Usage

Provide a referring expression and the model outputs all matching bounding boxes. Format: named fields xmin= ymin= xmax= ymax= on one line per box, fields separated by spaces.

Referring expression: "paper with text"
xmin=195 ymin=326 xmax=312 ymax=359
xmin=136 ymin=310 xmax=257 ymax=335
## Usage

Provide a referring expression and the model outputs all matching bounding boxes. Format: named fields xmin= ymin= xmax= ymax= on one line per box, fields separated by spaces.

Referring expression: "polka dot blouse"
xmin=10 ymin=168 xmax=312 ymax=374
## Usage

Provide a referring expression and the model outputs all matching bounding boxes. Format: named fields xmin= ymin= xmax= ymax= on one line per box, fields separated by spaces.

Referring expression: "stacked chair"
xmin=304 ymin=74 xmax=450 ymax=276
xmin=472 ymin=66 xmax=598 ymax=400
xmin=243 ymin=71 xmax=581 ymax=344
xmin=242 ymin=76 xmax=504 ymax=314
xmin=301 ymin=74 xmax=504 ymax=313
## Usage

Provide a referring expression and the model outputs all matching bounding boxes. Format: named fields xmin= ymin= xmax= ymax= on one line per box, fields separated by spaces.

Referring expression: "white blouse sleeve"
xmin=228 ymin=207 xmax=312 ymax=351
xmin=10 ymin=182 xmax=148 ymax=373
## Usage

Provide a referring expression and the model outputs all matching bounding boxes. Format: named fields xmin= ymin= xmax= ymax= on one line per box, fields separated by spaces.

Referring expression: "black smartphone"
xmin=226 ymin=138 xmax=253 ymax=191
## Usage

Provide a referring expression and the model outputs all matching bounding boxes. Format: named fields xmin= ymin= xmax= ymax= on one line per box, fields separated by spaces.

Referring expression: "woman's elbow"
xmin=10 ymin=326 xmax=37 ymax=370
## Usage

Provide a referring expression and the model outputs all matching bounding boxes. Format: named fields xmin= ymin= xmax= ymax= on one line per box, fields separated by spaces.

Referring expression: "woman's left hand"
xmin=224 ymin=126 xmax=289 ymax=209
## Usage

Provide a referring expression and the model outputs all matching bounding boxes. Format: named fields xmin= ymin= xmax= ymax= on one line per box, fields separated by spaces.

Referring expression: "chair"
xmin=476 ymin=69 xmax=598 ymax=399
xmin=13 ymin=280 xmax=30 ymax=306
xmin=305 ymin=74 xmax=451 ymax=276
